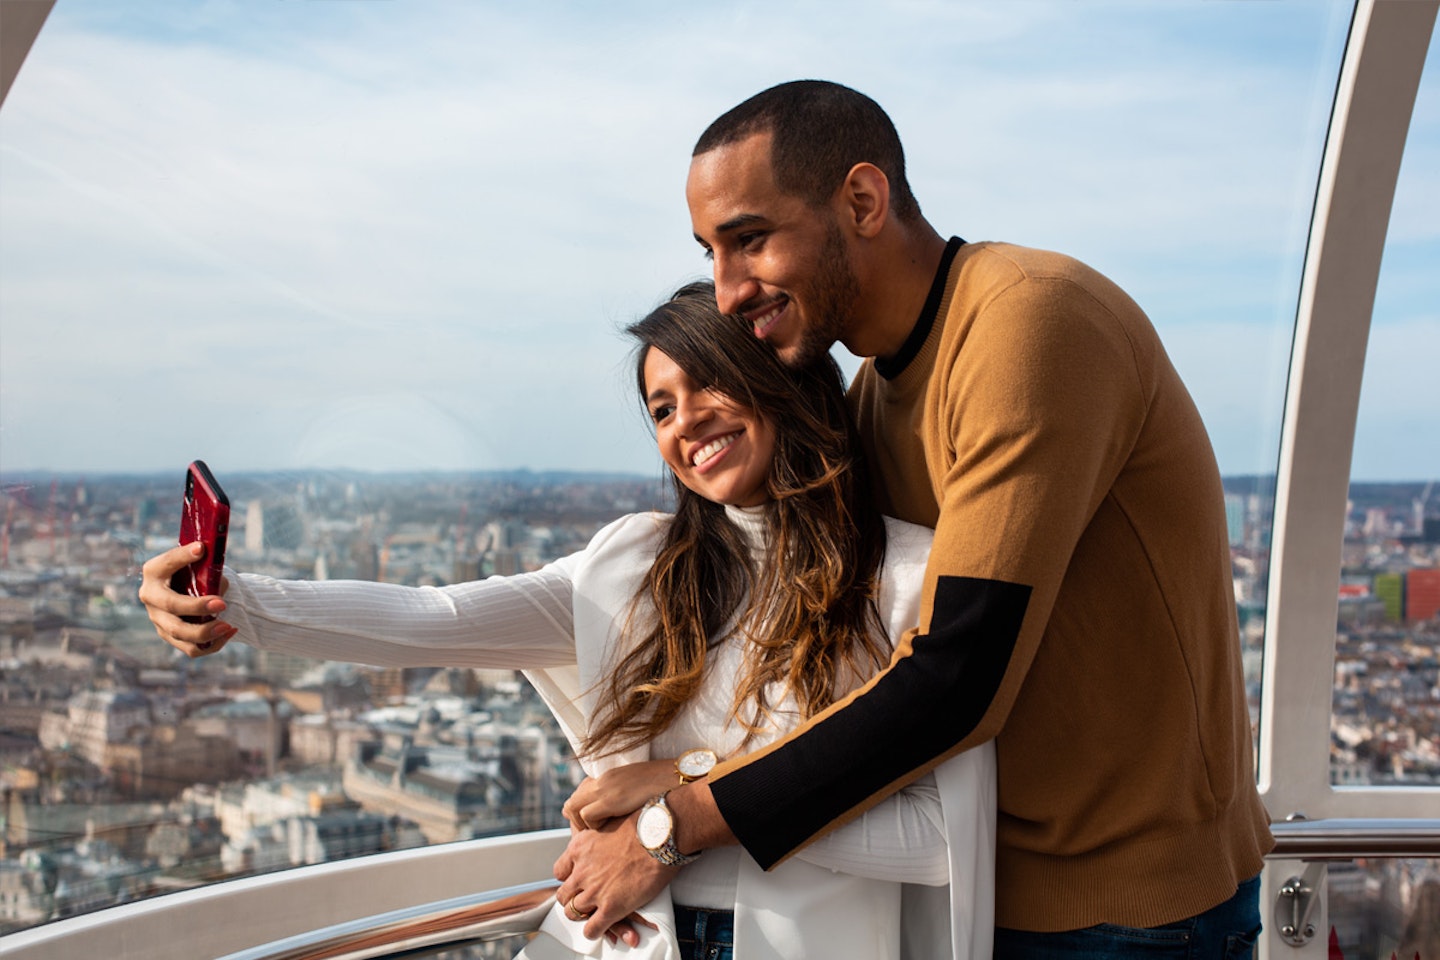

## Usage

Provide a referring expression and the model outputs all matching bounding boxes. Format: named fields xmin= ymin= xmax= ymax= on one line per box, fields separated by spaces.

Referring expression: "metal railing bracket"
xmin=1274 ymin=861 xmax=1325 ymax=948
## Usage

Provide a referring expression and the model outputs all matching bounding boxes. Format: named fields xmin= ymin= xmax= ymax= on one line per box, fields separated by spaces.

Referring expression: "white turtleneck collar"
xmin=723 ymin=502 xmax=771 ymax=557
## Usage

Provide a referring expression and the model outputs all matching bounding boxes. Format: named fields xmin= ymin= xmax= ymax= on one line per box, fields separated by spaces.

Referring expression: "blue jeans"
xmin=673 ymin=904 xmax=735 ymax=960
xmin=993 ymin=874 xmax=1262 ymax=959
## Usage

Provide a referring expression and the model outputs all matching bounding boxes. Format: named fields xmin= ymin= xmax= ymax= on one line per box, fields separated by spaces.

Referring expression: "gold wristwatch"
xmin=675 ymin=747 xmax=717 ymax=784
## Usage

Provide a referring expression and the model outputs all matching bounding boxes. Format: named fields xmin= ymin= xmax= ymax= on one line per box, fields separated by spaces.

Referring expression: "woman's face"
xmin=642 ymin=346 xmax=776 ymax=507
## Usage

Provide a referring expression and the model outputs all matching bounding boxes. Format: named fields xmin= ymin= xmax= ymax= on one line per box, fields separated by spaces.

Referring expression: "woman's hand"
xmin=138 ymin=542 xmax=236 ymax=658
xmin=561 ymin=759 xmax=683 ymax=830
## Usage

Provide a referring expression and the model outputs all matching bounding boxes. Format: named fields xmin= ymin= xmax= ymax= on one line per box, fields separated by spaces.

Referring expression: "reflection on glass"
xmin=1326 ymin=858 xmax=1440 ymax=960
xmin=1331 ymin=36 xmax=1440 ymax=788
xmin=1229 ymin=477 xmax=1276 ymax=765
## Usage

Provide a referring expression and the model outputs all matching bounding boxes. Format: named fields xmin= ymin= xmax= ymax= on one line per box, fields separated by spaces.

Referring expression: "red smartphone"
xmin=170 ymin=460 xmax=230 ymax=622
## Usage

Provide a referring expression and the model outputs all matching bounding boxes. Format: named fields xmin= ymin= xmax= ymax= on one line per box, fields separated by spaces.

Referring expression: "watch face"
xmin=677 ymin=748 xmax=717 ymax=779
xmin=637 ymin=802 xmax=672 ymax=850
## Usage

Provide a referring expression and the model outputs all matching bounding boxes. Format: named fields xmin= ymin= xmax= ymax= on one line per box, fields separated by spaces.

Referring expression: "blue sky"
xmin=0 ymin=1 xmax=1434 ymax=481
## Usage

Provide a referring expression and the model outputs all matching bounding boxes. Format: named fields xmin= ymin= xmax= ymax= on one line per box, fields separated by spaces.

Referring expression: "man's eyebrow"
xmin=713 ymin=213 xmax=768 ymax=236
xmin=693 ymin=213 xmax=767 ymax=247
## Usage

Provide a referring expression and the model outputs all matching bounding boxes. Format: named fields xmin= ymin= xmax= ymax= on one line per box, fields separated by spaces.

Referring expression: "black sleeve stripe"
xmin=711 ymin=575 xmax=1030 ymax=869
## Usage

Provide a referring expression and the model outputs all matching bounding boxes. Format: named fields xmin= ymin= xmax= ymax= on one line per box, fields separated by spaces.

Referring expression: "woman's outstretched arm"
xmin=140 ymin=541 xmax=579 ymax=669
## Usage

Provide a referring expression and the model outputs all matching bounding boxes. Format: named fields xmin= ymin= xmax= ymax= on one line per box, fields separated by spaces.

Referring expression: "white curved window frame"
xmin=1260 ymin=1 xmax=1437 ymax=957
xmin=1259 ymin=0 xmax=1436 ymax=823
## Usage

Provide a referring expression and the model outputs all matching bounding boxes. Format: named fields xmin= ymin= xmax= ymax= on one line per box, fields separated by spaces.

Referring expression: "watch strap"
xmin=638 ymin=793 xmax=701 ymax=867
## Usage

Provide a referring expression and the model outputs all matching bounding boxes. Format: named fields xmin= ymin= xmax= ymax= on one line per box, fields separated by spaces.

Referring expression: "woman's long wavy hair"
xmin=582 ymin=280 xmax=889 ymax=758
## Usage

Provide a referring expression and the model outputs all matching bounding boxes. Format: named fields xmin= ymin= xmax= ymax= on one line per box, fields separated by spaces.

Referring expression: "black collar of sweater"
xmin=873 ymin=235 xmax=965 ymax=380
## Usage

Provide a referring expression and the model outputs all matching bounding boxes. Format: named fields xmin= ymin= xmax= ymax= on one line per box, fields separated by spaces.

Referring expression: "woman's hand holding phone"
xmin=140 ymin=541 xmax=236 ymax=657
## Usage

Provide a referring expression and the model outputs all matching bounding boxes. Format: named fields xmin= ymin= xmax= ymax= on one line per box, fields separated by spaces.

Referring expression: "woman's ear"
xmin=836 ymin=163 xmax=890 ymax=239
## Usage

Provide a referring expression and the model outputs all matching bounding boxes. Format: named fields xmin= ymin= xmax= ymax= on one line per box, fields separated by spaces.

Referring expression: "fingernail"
xmin=214 ymin=624 xmax=237 ymax=641
xmin=207 ymin=598 xmax=227 ymax=613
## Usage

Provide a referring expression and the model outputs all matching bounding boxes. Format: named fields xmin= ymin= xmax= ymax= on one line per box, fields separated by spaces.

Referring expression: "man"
xmin=556 ymin=80 xmax=1273 ymax=956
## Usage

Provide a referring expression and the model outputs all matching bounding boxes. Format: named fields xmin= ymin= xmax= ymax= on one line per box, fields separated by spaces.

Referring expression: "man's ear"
xmin=836 ymin=162 xmax=890 ymax=239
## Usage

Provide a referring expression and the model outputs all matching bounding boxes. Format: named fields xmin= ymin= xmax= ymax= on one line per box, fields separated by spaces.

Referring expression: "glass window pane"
xmin=1327 ymin=857 xmax=1440 ymax=960
xmin=0 ymin=0 xmax=1350 ymax=932
xmin=1332 ymin=33 xmax=1440 ymax=787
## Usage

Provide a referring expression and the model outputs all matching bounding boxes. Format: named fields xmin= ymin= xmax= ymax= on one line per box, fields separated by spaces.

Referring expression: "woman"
xmin=139 ymin=282 xmax=995 ymax=960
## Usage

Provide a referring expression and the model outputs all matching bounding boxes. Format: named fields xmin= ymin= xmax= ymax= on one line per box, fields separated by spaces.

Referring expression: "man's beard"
xmin=786 ymin=221 xmax=860 ymax=368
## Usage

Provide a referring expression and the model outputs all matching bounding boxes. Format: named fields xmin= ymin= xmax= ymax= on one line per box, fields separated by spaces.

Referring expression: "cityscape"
xmin=0 ymin=469 xmax=1436 ymax=957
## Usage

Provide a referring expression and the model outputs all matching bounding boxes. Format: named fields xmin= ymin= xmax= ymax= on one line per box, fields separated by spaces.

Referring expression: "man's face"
xmin=686 ymin=133 xmax=861 ymax=368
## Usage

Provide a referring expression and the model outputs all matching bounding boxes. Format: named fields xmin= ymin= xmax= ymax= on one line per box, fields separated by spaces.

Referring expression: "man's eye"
xmin=737 ymin=232 xmax=764 ymax=249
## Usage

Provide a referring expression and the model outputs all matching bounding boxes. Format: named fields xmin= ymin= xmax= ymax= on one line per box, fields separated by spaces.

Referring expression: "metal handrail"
xmin=214 ymin=818 xmax=1440 ymax=960
xmin=1267 ymin=817 xmax=1440 ymax=860
xmin=216 ymin=880 xmax=558 ymax=960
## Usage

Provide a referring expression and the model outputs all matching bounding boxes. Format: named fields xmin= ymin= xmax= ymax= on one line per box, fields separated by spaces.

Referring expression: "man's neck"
xmin=844 ymin=221 xmax=949 ymax=362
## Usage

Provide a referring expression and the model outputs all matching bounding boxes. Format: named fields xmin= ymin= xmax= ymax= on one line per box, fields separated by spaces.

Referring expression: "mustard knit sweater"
xmin=708 ymin=239 xmax=1273 ymax=931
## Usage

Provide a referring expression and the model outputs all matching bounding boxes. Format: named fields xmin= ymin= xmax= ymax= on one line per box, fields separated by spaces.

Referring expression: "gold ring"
xmin=565 ymin=896 xmax=592 ymax=921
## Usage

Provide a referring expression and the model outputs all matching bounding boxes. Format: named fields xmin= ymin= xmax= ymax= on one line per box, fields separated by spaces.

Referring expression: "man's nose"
xmin=712 ymin=251 xmax=758 ymax=316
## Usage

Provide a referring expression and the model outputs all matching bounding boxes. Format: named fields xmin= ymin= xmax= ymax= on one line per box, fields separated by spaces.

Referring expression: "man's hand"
xmin=553 ymin=809 xmax=677 ymax=940
xmin=553 ymin=780 xmax=738 ymax=940
xmin=562 ymin=759 xmax=677 ymax=830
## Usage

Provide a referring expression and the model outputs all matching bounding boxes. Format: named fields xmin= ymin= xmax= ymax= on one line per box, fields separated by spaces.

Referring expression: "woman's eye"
xmin=650 ymin=404 xmax=674 ymax=423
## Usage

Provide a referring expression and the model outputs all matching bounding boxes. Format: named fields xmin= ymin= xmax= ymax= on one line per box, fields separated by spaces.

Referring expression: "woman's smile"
xmin=691 ymin=431 xmax=741 ymax=469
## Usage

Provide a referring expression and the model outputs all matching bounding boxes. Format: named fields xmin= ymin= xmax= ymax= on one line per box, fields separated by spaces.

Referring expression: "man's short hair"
xmin=694 ymin=80 xmax=921 ymax=223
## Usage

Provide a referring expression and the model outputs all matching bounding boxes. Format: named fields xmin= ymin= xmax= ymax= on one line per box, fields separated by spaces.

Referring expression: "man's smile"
xmin=746 ymin=296 xmax=789 ymax=340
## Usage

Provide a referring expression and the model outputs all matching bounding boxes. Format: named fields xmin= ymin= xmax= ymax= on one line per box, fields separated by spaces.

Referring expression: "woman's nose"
xmin=673 ymin=394 xmax=712 ymax=436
